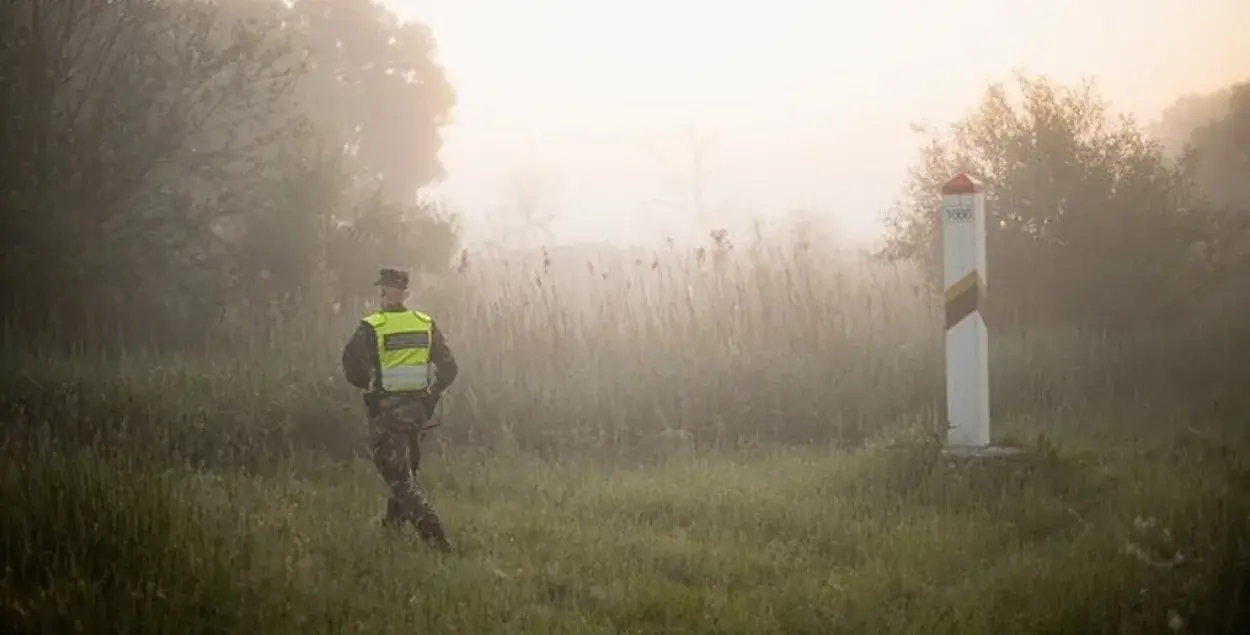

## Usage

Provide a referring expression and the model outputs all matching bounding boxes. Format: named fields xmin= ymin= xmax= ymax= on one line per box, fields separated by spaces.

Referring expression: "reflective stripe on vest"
xmin=363 ymin=310 xmax=434 ymax=393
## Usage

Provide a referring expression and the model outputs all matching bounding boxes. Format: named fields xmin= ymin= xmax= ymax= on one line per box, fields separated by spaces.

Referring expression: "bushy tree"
xmin=1167 ymin=82 xmax=1250 ymax=291
xmin=882 ymin=73 xmax=1206 ymax=330
xmin=1150 ymin=86 xmax=1235 ymax=156
xmin=230 ymin=0 xmax=462 ymax=323
xmin=0 ymin=0 xmax=301 ymax=347
xmin=0 ymin=0 xmax=461 ymax=352
xmin=287 ymin=0 xmax=456 ymax=202
xmin=1182 ymin=83 xmax=1250 ymax=212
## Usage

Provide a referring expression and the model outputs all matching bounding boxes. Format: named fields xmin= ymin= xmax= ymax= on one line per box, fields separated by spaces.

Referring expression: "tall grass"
xmin=3 ymin=233 xmax=1249 ymax=633
xmin=9 ymin=233 xmax=1245 ymax=464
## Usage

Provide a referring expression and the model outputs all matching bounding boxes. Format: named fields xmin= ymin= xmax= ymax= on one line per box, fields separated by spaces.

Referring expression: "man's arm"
xmin=428 ymin=321 xmax=459 ymax=394
xmin=340 ymin=321 xmax=377 ymax=391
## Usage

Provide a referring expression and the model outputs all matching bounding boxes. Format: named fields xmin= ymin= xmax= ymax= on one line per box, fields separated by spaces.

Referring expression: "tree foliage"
xmin=1180 ymin=82 xmax=1250 ymax=212
xmin=289 ymin=0 xmax=456 ymax=201
xmin=0 ymin=0 xmax=460 ymax=351
xmin=882 ymin=73 xmax=1243 ymax=330
xmin=1150 ymin=86 xmax=1234 ymax=156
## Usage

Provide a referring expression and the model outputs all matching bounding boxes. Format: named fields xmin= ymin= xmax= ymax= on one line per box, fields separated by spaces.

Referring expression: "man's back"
xmin=341 ymin=306 xmax=459 ymax=399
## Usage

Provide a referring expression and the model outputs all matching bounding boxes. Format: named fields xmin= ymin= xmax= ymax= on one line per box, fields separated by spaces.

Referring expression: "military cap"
xmin=374 ymin=268 xmax=409 ymax=289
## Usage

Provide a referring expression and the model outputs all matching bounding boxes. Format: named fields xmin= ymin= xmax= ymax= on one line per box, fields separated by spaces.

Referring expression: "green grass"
xmin=4 ymin=244 xmax=1250 ymax=633
xmin=3 ymin=436 xmax=1248 ymax=634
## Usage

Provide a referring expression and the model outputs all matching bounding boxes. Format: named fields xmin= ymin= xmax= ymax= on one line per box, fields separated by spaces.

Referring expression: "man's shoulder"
xmin=344 ymin=320 xmax=375 ymax=348
xmin=359 ymin=308 xmax=439 ymax=328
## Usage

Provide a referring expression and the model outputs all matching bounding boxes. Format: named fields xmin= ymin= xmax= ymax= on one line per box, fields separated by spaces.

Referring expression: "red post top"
xmin=941 ymin=173 xmax=981 ymax=195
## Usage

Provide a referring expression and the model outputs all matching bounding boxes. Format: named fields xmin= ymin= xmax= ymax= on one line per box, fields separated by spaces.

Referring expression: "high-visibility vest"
xmin=362 ymin=310 xmax=434 ymax=393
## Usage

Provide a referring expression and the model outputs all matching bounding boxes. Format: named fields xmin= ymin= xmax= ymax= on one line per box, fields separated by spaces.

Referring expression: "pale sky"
xmin=383 ymin=0 xmax=1250 ymax=250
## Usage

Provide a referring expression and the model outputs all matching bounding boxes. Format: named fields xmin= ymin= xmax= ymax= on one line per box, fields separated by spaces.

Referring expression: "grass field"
xmin=3 ymin=245 xmax=1249 ymax=633
xmin=5 ymin=438 xmax=1247 ymax=634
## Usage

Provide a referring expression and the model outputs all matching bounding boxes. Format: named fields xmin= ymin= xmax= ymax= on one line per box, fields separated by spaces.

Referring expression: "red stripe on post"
xmin=941 ymin=173 xmax=981 ymax=195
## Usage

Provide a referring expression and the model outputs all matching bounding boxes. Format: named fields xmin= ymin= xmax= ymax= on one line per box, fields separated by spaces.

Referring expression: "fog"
xmin=5 ymin=1 xmax=1250 ymax=631
xmin=387 ymin=0 xmax=1250 ymax=249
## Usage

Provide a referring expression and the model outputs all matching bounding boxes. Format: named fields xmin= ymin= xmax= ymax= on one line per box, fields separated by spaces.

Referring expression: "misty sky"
xmin=384 ymin=0 xmax=1250 ymax=249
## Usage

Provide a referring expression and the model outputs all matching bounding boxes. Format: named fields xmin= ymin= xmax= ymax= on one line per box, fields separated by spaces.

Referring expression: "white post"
xmin=940 ymin=173 xmax=990 ymax=448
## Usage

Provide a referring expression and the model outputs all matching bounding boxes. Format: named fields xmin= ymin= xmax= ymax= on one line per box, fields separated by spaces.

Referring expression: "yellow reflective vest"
xmin=362 ymin=310 xmax=434 ymax=393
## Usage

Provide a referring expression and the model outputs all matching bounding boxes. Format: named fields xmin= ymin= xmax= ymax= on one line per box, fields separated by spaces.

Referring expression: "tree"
xmin=0 ymin=0 xmax=302 ymax=346
xmin=219 ymin=0 xmax=462 ymax=324
xmin=0 ymin=0 xmax=462 ymax=352
xmin=1182 ymin=82 xmax=1250 ymax=212
xmin=286 ymin=0 xmax=456 ymax=203
xmin=882 ymin=73 xmax=1203 ymax=329
xmin=646 ymin=120 xmax=729 ymax=235
xmin=1150 ymin=86 xmax=1234 ymax=156
xmin=503 ymin=164 xmax=558 ymax=248
xmin=1170 ymin=83 xmax=1250 ymax=286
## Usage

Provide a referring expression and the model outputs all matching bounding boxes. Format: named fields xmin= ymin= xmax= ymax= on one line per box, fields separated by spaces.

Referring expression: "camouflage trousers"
xmin=369 ymin=394 xmax=450 ymax=551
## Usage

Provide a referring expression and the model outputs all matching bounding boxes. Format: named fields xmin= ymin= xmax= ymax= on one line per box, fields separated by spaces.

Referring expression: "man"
xmin=341 ymin=267 xmax=459 ymax=551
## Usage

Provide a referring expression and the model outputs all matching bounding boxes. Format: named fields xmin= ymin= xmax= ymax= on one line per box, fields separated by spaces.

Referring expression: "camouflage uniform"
xmin=341 ymin=270 xmax=459 ymax=551
xmin=369 ymin=394 xmax=447 ymax=547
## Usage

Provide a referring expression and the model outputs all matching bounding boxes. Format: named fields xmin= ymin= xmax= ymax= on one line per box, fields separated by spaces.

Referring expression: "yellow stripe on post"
xmin=944 ymin=270 xmax=985 ymax=330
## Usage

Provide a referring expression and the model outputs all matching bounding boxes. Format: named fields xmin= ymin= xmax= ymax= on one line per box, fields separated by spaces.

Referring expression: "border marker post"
xmin=940 ymin=173 xmax=990 ymax=449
